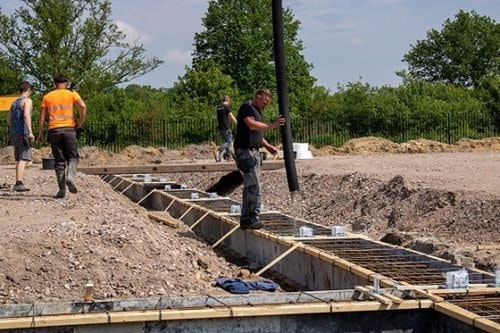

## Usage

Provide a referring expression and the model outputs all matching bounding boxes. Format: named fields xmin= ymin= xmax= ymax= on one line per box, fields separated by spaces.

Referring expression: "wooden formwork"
xmin=95 ymin=173 xmax=500 ymax=333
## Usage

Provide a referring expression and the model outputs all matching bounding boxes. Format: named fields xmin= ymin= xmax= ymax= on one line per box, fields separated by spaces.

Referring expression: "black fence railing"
xmin=0 ymin=113 xmax=498 ymax=152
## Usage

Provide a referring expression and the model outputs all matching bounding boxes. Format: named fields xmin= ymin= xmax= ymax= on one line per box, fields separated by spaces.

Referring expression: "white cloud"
xmin=115 ymin=20 xmax=153 ymax=45
xmin=165 ymin=48 xmax=192 ymax=64
xmin=350 ymin=36 xmax=366 ymax=45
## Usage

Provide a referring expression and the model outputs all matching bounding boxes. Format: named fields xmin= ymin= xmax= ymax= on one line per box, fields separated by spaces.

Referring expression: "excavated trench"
xmin=0 ymin=170 xmax=498 ymax=333
xmin=103 ymin=173 xmax=500 ymax=330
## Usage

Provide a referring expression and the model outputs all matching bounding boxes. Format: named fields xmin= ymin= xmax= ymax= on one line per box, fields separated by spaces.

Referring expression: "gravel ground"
xmin=0 ymin=137 xmax=498 ymax=304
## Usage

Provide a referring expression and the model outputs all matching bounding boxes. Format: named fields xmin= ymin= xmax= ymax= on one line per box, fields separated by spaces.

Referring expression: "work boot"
xmin=66 ymin=161 xmax=78 ymax=193
xmin=240 ymin=219 xmax=264 ymax=230
xmin=55 ymin=170 xmax=66 ymax=198
xmin=240 ymin=220 xmax=264 ymax=230
xmin=14 ymin=182 xmax=30 ymax=192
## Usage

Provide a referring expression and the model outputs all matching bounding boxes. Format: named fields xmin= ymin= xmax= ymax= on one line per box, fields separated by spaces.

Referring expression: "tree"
xmin=0 ymin=55 xmax=20 ymax=94
xmin=191 ymin=0 xmax=316 ymax=113
xmin=0 ymin=0 xmax=163 ymax=95
xmin=169 ymin=60 xmax=241 ymax=119
xmin=400 ymin=10 xmax=499 ymax=88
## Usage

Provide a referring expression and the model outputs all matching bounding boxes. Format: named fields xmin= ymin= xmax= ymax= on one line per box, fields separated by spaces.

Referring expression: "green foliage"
xmin=168 ymin=61 xmax=241 ymax=119
xmin=0 ymin=55 xmax=21 ymax=94
xmin=86 ymin=85 xmax=173 ymax=123
xmin=396 ymin=81 xmax=485 ymax=117
xmin=0 ymin=0 xmax=163 ymax=96
xmin=401 ymin=10 xmax=500 ymax=88
xmin=191 ymin=0 xmax=315 ymax=113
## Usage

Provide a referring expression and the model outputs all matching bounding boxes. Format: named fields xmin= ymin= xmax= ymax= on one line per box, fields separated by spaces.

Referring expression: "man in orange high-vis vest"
xmin=37 ymin=74 xmax=87 ymax=198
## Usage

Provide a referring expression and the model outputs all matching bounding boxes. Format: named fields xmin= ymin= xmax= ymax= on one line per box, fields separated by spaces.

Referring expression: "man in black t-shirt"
xmin=233 ymin=88 xmax=285 ymax=230
xmin=215 ymin=95 xmax=237 ymax=162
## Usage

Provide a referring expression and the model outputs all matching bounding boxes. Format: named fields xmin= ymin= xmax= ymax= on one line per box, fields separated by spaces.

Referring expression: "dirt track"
xmin=0 ymin=137 xmax=498 ymax=303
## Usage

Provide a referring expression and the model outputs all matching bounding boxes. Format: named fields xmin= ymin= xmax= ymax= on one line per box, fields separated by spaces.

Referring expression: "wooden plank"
xmin=355 ymin=286 xmax=392 ymax=305
xmin=136 ymin=189 xmax=156 ymax=205
xmin=477 ymin=244 xmax=500 ymax=251
xmin=474 ymin=318 xmax=500 ymax=333
xmin=382 ymin=293 xmax=404 ymax=304
xmin=413 ymin=288 xmax=444 ymax=303
xmin=148 ymin=212 xmax=179 ymax=228
xmin=256 ymin=242 xmax=302 ymax=276
xmin=433 ymin=301 xmax=477 ymax=326
xmin=0 ymin=300 xmax=434 ymax=330
xmin=429 ymin=287 xmax=500 ymax=295
xmin=78 ymin=160 xmax=285 ymax=175
xmin=397 ymin=284 xmax=491 ymax=292
xmin=211 ymin=225 xmax=240 ymax=248
xmin=189 ymin=211 xmax=210 ymax=230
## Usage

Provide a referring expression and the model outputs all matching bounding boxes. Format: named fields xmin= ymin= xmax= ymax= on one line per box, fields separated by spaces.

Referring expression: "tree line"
xmin=0 ymin=0 xmax=498 ymax=147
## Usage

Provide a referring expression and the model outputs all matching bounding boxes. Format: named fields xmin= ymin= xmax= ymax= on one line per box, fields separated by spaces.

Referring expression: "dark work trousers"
xmin=235 ymin=149 xmax=262 ymax=227
xmin=48 ymin=127 xmax=79 ymax=171
xmin=218 ymin=129 xmax=234 ymax=157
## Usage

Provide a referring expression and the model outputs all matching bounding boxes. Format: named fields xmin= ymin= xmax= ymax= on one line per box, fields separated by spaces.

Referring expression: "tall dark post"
xmin=271 ymin=0 xmax=299 ymax=193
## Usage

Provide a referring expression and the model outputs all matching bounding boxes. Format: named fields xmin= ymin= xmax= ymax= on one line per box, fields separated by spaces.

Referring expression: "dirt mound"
xmin=0 ymin=171 xmax=240 ymax=303
xmin=79 ymin=144 xmax=217 ymax=166
xmin=455 ymin=137 xmax=500 ymax=151
xmin=315 ymin=136 xmax=500 ymax=155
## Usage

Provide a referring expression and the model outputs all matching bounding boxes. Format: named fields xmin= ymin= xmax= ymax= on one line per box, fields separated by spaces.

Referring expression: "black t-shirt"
xmin=234 ymin=101 xmax=264 ymax=149
xmin=216 ymin=103 xmax=231 ymax=131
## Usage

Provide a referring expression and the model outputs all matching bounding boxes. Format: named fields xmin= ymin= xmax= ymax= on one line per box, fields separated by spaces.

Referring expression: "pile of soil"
xmin=0 ymin=136 xmax=498 ymax=304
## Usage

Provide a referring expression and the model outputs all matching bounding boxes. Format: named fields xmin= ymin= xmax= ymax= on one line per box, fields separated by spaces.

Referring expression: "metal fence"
xmin=0 ymin=113 xmax=498 ymax=152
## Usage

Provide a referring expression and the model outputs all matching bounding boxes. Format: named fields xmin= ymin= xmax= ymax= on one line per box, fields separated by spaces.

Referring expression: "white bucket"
xmin=293 ymin=142 xmax=309 ymax=152
xmin=296 ymin=150 xmax=313 ymax=160
xmin=230 ymin=205 xmax=241 ymax=214
xmin=299 ymin=226 xmax=313 ymax=237
xmin=331 ymin=226 xmax=345 ymax=237
xmin=444 ymin=269 xmax=469 ymax=289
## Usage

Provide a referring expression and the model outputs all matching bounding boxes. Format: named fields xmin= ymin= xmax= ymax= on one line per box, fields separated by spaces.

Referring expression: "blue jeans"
xmin=235 ymin=149 xmax=262 ymax=227
xmin=218 ymin=129 xmax=233 ymax=159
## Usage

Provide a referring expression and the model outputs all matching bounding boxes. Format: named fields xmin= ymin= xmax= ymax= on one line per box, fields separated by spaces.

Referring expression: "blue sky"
xmin=3 ymin=0 xmax=499 ymax=91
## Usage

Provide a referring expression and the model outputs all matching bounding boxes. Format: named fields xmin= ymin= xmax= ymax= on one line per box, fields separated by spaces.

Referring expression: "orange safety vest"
xmin=41 ymin=89 xmax=82 ymax=130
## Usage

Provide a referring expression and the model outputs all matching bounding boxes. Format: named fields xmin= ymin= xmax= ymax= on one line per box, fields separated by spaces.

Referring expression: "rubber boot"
xmin=55 ymin=170 xmax=66 ymax=198
xmin=66 ymin=161 xmax=78 ymax=194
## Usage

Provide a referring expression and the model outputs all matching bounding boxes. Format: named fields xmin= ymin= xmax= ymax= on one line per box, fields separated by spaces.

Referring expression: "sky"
xmin=2 ymin=0 xmax=499 ymax=91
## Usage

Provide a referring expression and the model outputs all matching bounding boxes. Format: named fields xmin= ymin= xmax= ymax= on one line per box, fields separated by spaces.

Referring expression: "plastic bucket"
xmin=41 ymin=158 xmax=55 ymax=170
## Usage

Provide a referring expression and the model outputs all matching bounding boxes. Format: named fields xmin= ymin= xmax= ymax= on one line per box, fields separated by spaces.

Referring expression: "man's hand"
xmin=27 ymin=133 xmax=35 ymax=142
xmin=75 ymin=125 xmax=84 ymax=137
xmin=272 ymin=115 xmax=285 ymax=129
xmin=265 ymin=145 xmax=279 ymax=156
xmin=37 ymin=133 xmax=44 ymax=143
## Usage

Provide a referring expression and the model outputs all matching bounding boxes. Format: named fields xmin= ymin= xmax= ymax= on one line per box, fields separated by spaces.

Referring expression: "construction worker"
xmin=37 ymin=74 xmax=87 ymax=198
xmin=7 ymin=81 xmax=34 ymax=192
xmin=233 ymin=88 xmax=284 ymax=230
xmin=214 ymin=95 xmax=237 ymax=162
